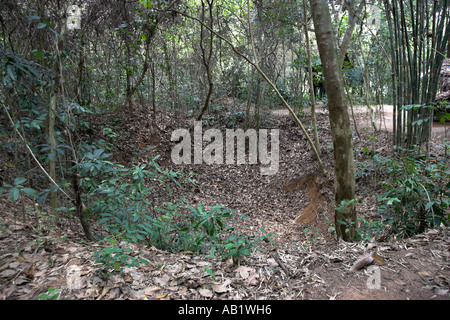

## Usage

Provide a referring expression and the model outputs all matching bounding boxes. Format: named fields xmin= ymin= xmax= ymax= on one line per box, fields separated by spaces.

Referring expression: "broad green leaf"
xmin=98 ymin=217 xmax=111 ymax=224
xmin=9 ymin=188 xmax=20 ymax=201
xmin=31 ymin=121 xmax=41 ymax=129
xmin=37 ymin=192 xmax=48 ymax=204
xmin=93 ymin=148 xmax=104 ymax=158
xmin=425 ymin=202 xmax=434 ymax=211
xmin=6 ymin=65 xmax=16 ymax=82
xmin=14 ymin=177 xmax=26 ymax=186
xmin=22 ymin=188 xmax=38 ymax=198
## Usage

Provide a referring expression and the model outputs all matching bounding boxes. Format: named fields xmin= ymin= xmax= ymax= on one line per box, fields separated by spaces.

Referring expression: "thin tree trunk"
xmin=302 ymin=0 xmax=320 ymax=153
xmin=384 ymin=0 xmax=449 ymax=150
xmin=72 ymin=173 xmax=95 ymax=241
xmin=123 ymin=0 xmax=178 ymax=110
xmin=355 ymin=38 xmax=378 ymax=132
xmin=196 ymin=0 xmax=215 ymax=121
xmin=48 ymin=19 xmax=68 ymax=219
xmin=76 ymin=33 xmax=85 ymax=105
xmin=310 ymin=0 xmax=357 ymax=241
xmin=245 ymin=68 xmax=255 ymax=130
xmin=48 ymin=95 xmax=57 ymax=219
xmin=338 ymin=0 xmax=364 ymax=69
xmin=254 ymin=76 xmax=264 ymax=131
xmin=151 ymin=59 xmax=157 ymax=125
xmin=173 ymin=6 xmax=328 ymax=177
xmin=344 ymin=78 xmax=361 ymax=139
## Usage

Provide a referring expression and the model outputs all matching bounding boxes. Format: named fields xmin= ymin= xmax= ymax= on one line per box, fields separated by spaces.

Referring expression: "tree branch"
xmin=173 ymin=7 xmax=328 ymax=177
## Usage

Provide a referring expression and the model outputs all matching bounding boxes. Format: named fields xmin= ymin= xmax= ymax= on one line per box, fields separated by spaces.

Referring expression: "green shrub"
xmin=92 ymin=242 xmax=149 ymax=277
xmin=148 ymin=202 xmax=274 ymax=263
xmin=75 ymin=147 xmax=274 ymax=263
xmin=377 ymin=152 xmax=449 ymax=237
xmin=74 ymin=148 xmax=188 ymax=243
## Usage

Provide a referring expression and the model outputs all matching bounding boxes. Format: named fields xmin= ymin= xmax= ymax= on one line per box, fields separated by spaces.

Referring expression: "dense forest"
xmin=0 ymin=0 xmax=449 ymax=301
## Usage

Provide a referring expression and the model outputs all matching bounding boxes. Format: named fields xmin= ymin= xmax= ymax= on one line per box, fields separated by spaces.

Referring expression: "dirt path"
xmin=271 ymin=104 xmax=449 ymax=136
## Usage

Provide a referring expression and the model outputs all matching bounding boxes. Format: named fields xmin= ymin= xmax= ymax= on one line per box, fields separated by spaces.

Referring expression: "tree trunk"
xmin=123 ymin=0 xmax=178 ymax=110
xmin=196 ymin=0 xmax=214 ymax=121
xmin=302 ymin=0 xmax=320 ymax=154
xmin=76 ymin=33 xmax=85 ymax=105
xmin=151 ymin=59 xmax=157 ymax=124
xmin=48 ymin=94 xmax=57 ymax=219
xmin=245 ymin=68 xmax=255 ymax=130
xmin=310 ymin=0 xmax=357 ymax=241
xmin=448 ymin=39 xmax=450 ymax=57
xmin=254 ymin=75 xmax=264 ymax=132
xmin=337 ymin=0 xmax=364 ymax=69
xmin=384 ymin=0 xmax=450 ymax=150
xmin=72 ymin=173 xmax=95 ymax=241
xmin=48 ymin=19 xmax=68 ymax=220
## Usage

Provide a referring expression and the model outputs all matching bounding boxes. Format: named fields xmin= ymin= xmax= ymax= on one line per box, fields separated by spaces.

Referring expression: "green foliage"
xmin=327 ymin=214 xmax=385 ymax=242
xmin=92 ymin=241 xmax=149 ymax=277
xmin=223 ymin=110 xmax=246 ymax=127
xmin=76 ymin=146 xmax=272 ymax=263
xmin=38 ymin=288 xmax=60 ymax=300
xmin=224 ymin=235 xmax=251 ymax=264
xmin=148 ymin=201 xmax=272 ymax=263
xmin=0 ymin=177 xmax=38 ymax=202
xmin=377 ymin=152 xmax=450 ymax=238
xmin=203 ymin=266 xmax=215 ymax=279
xmin=335 ymin=148 xmax=449 ymax=241
xmin=434 ymin=101 xmax=450 ymax=123
xmin=355 ymin=153 xmax=390 ymax=178
xmin=1 ymin=50 xmax=49 ymax=146
xmin=335 ymin=198 xmax=357 ymax=213
xmin=400 ymin=104 xmax=434 ymax=127
xmin=76 ymin=148 xmax=186 ymax=243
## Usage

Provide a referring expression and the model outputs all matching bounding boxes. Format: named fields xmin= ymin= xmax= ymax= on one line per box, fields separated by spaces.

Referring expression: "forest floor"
xmin=0 ymin=99 xmax=449 ymax=300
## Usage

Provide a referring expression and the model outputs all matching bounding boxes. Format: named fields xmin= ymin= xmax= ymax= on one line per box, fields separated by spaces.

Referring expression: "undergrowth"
xmin=77 ymin=143 xmax=275 ymax=274
xmin=356 ymin=148 xmax=449 ymax=239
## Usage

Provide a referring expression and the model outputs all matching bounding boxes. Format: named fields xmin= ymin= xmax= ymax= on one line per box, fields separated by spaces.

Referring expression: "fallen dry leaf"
xmin=212 ymin=279 xmax=231 ymax=293
xmin=235 ymin=266 xmax=252 ymax=279
xmin=199 ymin=288 xmax=213 ymax=297
xmin=1 ymin=269 xmax=16 ymax=277
xmin=144 ymin=286 xmax=161 ymax=295
xmin=235 ymin=266 xmax=259 ymax=285
xmin=14 ymin=276 xmax=29 ymax=285
xmin=96 ymin=287 xmax=110 ymax=300
xmin=247 ymin=272 xmax=259 ymax=286
xmin=154 ymin=274 xmax=170 ymax=287
xmin=394 ymin=279 xmax=406 ymax=286
xmin=179 ymin=287 xmax=188 ymax=296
